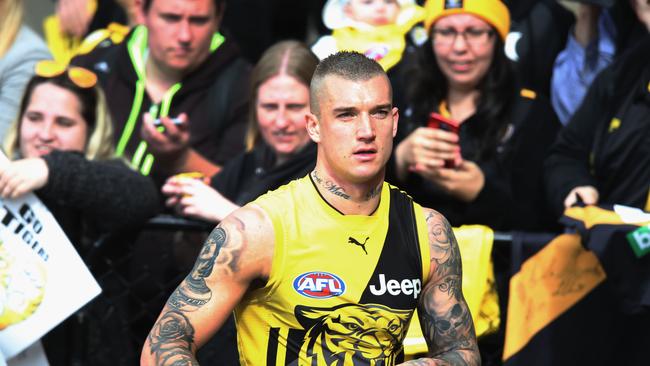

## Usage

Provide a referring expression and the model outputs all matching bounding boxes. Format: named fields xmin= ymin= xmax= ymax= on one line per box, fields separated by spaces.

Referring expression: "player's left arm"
xmin=400 ymin=208 xmax=480 ymax=366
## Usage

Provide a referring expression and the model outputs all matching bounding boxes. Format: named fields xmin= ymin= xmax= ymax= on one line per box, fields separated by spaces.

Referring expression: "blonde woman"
xmin=0 ymin=0 xmax=51 ymax=138
xmin=1 ymin=61 xmax=160 ymax=244
xmin=0 ymin=60 xmax=161 ymax=364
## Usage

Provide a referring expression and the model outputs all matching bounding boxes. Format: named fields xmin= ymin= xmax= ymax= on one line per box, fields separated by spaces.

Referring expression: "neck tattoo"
xmin=364 ymin=183 xmax=382 ymax=201
xmin=311 ymin=170 xmax=351 ymax=200
xmin=311 ymin=170 xmax=382 ymax=201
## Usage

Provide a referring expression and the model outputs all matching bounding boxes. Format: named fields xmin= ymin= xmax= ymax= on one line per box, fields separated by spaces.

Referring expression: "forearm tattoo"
xmin=147 ymin=310 xmax=199 ymax=365
xmin=148 ymin=220 xmax=248 ymax=363
xmin=311 ymin=170 xmax=351 ymax=200
xmin=416 ymin=211 xmax=480 ymax=366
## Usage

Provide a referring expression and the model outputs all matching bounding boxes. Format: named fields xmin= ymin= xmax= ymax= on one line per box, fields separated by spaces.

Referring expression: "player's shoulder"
xmin=419 ymin=206 xmax=452 ymax=232
xmin=223 ymin=203 xmax=274 ymax=237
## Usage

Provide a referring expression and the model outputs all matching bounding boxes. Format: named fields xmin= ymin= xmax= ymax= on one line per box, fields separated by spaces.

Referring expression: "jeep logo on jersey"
xmin=294 ymin=272 xmax=346 ymax=299
xmin=369 ymin=274 xmax=421 ymax=299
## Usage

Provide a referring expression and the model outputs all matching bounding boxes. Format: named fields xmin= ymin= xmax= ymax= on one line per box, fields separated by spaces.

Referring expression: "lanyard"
xmin=115 ymin=25 xmax=224 ymax=175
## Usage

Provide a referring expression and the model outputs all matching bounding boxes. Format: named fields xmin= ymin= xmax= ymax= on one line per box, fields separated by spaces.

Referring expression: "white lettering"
xmin=413 ymin=279 xmax=421 ymax=299
xmin=633 ymin=231 xmax=650 ymax=250
xmin=370 ymin=274 xmax=387 ymax=295
xmin=387 ymin=280 xmax=401 ymax=295
xmin=298 ymin=278 xmax=315 ymax=291
xmin=298 ymin=277 xmax=343 ymax=294
xmin=369 ymin=274 xmax=422 ymax=298
xmin=328 ymin=279 xmax=342 ymax=293
xmin=315 ymin=278 xmax=329 ymax=291
xmin=401 ymin=279 xmax=413 ymax=295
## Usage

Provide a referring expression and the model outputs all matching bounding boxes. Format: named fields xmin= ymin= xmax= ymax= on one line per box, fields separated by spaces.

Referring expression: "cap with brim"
xmin=323 ymin=0 xmax=417 ymax=30
xmin=424 ymin=0 xmax=510 ymax=41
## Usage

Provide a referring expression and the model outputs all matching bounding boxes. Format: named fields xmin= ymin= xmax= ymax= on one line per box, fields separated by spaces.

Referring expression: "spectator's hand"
xmin=141 ymin=112 xmax=191 ymax=159
xmin=412 ymin=160 xmax=485 ymax=202
xmin=162 ymin=176 xmax=238 ymax=223
xmin=564 ymin=185 xmax=599 ymax=208
xmin=394 ymin=127 xmax=461 ymax=179
xmin=56 ymin=0 xmax=94 ymax=37
xmin=0 ymin=158 xmax=49 ymax=199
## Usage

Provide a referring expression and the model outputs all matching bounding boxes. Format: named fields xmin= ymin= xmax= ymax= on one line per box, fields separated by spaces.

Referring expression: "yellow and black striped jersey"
xmin=235 ymin=175 xmax=430 ymax=366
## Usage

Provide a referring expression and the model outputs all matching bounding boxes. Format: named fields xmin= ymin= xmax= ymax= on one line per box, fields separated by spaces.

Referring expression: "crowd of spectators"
xmin=0 ymin=0 xmax=649 ymax=364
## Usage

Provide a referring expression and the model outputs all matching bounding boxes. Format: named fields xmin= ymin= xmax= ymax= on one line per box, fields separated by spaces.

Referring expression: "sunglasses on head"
xmin=34 ymin=60 xmax=98 ymax=89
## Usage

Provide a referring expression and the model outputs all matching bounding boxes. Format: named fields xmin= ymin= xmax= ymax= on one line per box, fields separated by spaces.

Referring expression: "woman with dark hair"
xmin=391 ymin=0 xmax=561 ymax=231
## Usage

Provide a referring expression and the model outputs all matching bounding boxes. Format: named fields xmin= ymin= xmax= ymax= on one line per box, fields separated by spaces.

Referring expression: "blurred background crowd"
xmin=0 ymin=0 xmax=649 ymax=365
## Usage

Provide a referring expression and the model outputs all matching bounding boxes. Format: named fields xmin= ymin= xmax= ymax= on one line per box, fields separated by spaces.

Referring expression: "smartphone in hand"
xmin=153 ymin=116 xmax=183 ymax=128
xmin=428 ymin=112 xmax=460 ymax=168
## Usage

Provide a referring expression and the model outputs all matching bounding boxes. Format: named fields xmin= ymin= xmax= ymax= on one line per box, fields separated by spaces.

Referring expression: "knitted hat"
xmin=424 ymin=0 xmax=510 ymax=41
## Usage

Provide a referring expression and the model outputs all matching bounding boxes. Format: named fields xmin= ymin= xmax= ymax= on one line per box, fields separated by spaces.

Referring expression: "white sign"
xmin=614 ymin=204 xmax=650 ymax=224
xmin=7 ymin=341 xmax=49 ymax=366
xmin=0 ymin=181 xmax=101 ymax=359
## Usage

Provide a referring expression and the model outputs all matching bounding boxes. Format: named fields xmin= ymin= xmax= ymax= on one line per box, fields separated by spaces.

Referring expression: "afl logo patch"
xmin=293 ymin=272 xmax=346 ymax=299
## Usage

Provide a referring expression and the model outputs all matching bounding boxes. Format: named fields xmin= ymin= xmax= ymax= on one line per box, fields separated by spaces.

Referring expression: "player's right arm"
xmin=140 ymin=203 xmax=274 ymax=365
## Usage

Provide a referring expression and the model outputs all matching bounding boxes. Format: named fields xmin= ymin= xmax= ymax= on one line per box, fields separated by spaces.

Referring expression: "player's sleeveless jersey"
xmin=234 ymin=175 xmax=431 ymax=366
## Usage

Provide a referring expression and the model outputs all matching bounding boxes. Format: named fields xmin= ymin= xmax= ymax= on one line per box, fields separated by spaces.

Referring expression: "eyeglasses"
xmin=431 ymin=28 xmax=495 ymax=48
xmin=34 ymin=60 xmax=98 ymax=89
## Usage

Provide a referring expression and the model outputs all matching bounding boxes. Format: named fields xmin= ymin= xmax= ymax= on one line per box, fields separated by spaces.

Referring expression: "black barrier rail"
xmin=144 ymin=214 xmax=215 ymax=231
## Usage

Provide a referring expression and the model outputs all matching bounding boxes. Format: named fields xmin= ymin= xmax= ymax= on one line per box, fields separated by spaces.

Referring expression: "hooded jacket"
xmin=72 ymin=25 xmax=251 ymax=182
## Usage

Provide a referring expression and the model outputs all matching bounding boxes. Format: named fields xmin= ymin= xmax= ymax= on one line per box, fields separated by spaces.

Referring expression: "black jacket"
xmin=392 ymin=90 xmax=561 ymax=231
xmin=212 ymin=142 xmax=317 ymax=206
xmin=37 ymin=150 xmax=161 ymax=366
xmin=72 ymin=26 xmax=251 ymax=183
xmin=506 ymin=0 xmax=575 ymax=96
xmin=38 ymin=150 xmax=161 ymax=244
xmin=544 ymin=35 xmax=650 ymax=218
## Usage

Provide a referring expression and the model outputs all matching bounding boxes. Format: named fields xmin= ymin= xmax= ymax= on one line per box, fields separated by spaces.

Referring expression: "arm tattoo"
xmin=400 ymin=359 xmax=435 ymax=365
xmin=148 ymin=310 xmax=198 ymax=365
xmin=426 ymin=211 xmax=461 ymax=279
xmin=214 ymin=217 xmax=246 ymax=275
xmin=149 ymin=219 xmax=249 ymax=363
xmin=311 ymin=170 xmax=351 ymax=200
xmin=167 ymin=227 xmax=226 ymax=312
xmin=416 ymin=211 xmax=480 ymax=366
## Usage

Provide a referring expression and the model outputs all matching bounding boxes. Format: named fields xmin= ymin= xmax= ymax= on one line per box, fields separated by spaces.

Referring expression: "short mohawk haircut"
xmin=310 ymin=51 xmax=389 ymax=115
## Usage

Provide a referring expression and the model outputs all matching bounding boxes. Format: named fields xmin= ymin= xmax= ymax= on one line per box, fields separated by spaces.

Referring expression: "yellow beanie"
xmin=424 ymin=0 xmax=510 ymax=41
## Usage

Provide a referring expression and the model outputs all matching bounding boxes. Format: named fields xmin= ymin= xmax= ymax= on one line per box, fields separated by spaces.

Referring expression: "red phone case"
xmin=427 ymin=112 xmax=460 ymax=168
xmin=428 ymin=112 xmax=459 ymax=133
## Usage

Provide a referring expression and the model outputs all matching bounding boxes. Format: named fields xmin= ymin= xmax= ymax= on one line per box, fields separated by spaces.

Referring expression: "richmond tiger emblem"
xmin=294 ymin=303 xmax=412 ymax=366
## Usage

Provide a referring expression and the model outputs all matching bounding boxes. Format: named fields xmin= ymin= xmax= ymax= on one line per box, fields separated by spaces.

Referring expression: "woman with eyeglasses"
xmin=391 ymin=0 xmax=561 ymax=231
xmin=0 ymin=61 xmax=160 ymax=364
